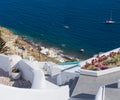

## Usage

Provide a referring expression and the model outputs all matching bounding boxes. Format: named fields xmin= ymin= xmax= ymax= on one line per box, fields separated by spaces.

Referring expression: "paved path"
xmin=0 ymin=69 xmax=31 ymax=88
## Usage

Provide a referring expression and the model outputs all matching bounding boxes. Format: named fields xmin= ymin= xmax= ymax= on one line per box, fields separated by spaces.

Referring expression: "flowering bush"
xmin=82 ymin=50 xmax=120 ymax=71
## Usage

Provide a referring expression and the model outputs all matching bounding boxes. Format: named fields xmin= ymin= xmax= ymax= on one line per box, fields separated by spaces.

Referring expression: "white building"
xmin=0 ymin=54 xmax=69 ymax=100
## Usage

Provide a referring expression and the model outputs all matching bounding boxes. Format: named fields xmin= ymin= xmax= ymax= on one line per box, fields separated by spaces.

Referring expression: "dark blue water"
xmin=0 ymin=0 xmax=120 ymax=59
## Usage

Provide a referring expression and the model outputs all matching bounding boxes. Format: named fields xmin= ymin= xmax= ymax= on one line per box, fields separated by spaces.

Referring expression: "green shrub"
xmin=12 ymin=67 xmax=20 ymax=73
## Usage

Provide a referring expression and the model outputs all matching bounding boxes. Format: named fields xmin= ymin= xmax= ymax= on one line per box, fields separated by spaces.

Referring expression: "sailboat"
xmin=105 ymin=11 xmax=115 ymax=24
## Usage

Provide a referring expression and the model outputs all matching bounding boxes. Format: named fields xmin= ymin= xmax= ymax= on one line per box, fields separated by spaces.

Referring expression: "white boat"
xmin=64 ymin=25 xmax=69 ymax=29
xmin=106 ymin=20 xmax=115 ymax=24
xmin=105 ymin=11 xmax=115 ymax=24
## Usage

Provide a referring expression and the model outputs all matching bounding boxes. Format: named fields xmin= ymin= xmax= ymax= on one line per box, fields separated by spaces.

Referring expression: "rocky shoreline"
xmin=0 ymin=26 xmax=79 ymax=63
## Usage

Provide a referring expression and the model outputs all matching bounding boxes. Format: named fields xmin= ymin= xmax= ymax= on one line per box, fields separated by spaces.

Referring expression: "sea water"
xmin=0 ymin=0 xmax=120 ymax=59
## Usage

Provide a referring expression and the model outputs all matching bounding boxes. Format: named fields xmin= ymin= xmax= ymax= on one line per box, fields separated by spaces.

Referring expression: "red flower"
xmin=96 ymin=63 xmax=103 ymax=68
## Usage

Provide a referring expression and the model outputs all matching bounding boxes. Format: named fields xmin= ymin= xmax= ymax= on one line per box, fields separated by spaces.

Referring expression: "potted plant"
xmin=11 ymin=67 xmax=21 ymax=80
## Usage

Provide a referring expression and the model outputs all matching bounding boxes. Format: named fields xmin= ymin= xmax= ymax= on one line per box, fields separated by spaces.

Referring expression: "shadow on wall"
xmin=72 ymin=93 xmax=95 ymax=100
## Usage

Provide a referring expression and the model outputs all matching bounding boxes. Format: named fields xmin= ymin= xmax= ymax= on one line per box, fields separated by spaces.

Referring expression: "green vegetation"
xmin=82 ymin=51 xmax=120 ymax=71
xmin=12 ymin=67 xmax=20 ymax=73
xmin=0 ymin=37 xmax=8 ymax=53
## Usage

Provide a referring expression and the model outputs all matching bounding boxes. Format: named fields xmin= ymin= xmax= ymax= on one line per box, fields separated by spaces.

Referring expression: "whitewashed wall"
xmin=95 ymin=86 xmax=105 ymax=100
xmin=17 ymin=60 xmax=34 ymax=83
xmin=0 ymin=84 xmax=69 ymax=100
xmin=0 ymin=54 xmax=69 ymax=100
xmin=0 ymin=54 xmax=10 ymax=71
xmin=48 ymin=65 xmax=61 ymax=76
xmin=31 ymin=69 xmax=47 ymax=89
xmin=57 ymin=72 xmax=79 ymax=85
xmin=38 ymin=62 xmax=48 ymax=69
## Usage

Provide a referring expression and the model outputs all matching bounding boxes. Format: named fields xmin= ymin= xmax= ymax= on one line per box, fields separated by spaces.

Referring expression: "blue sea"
xmin=0 ymin=0 xmax=120 ymax=59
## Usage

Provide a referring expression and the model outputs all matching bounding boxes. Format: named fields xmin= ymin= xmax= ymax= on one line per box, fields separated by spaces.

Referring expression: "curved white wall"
xmin=0 ymin=54 xmax=69 ymax=100
xmin=31 ymin=69 xmax=46 ymax=89
xmin=0 ymin=84 xmax=69 ymax=100
xmin=17 ymin=60 xmax=34 ymax=83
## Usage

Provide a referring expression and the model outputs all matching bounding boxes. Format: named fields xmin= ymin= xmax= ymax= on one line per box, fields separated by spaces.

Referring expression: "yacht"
xmin=105 ymin=11 xmax=115 ymax=24
xmin=106 ymin=20 xmax=115 ymax=24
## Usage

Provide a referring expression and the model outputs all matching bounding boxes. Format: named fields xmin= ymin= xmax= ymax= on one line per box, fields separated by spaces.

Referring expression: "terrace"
xmin=79 ymin=48 xmax=120 ymax=76
xmin=82 ymin=49 xmax=120 ymax=71
xmin=0 ymin=54 xmax=69 ymax=100
xmin=71 ymin=48 xmax=120 ymax=100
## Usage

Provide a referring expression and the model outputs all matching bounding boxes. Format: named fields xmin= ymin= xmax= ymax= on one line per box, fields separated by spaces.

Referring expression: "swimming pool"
xmin=58 ymin=61 xmax=80 ymax=65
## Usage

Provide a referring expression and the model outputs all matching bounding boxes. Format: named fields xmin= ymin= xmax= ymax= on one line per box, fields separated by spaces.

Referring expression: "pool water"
xmin=58 ymin=61 xmax=80 ymax=65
